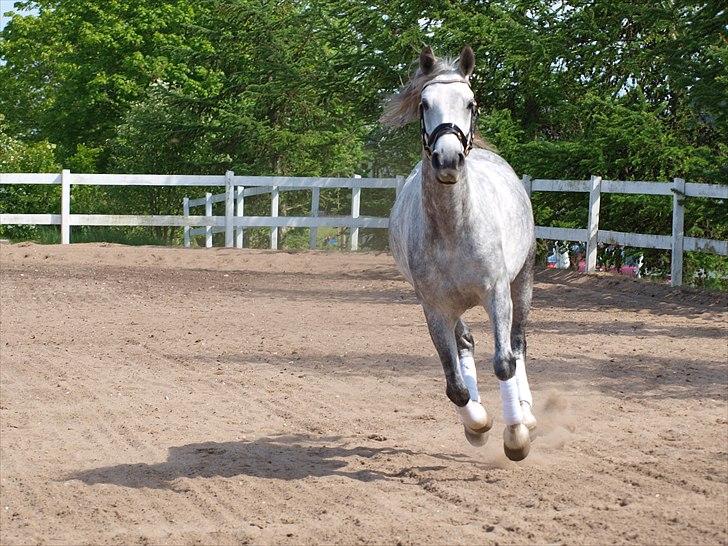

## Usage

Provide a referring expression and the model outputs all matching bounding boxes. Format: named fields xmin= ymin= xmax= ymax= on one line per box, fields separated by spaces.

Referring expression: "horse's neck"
xmin=421 ymin=161 xmax=472 ymax=239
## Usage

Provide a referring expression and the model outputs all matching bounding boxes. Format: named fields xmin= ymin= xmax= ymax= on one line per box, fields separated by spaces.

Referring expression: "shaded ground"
xmin=1 ymin=243 xmax=726 ymax=545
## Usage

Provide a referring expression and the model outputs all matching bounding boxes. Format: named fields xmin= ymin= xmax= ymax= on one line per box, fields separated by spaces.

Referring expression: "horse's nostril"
xmin=458 ymin=153 xmax=465 ymax=168
xmin=432 ymin=152 xmax=442 ymax=169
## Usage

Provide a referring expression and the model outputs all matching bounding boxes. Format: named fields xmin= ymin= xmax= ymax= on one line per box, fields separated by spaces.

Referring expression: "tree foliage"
xmin=0 ymin=0 xmax=725 ymax=284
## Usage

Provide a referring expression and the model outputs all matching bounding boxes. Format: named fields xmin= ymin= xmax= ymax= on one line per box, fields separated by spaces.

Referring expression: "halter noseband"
xmin=419 ymin=79 xmax=479 ymax=159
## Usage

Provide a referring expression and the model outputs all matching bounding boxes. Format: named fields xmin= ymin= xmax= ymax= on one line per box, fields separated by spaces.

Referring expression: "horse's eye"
xmin=421 ymin=100 xmax=430 ymax=111
xmin=468 ymin=100 xmax=476 ymax=111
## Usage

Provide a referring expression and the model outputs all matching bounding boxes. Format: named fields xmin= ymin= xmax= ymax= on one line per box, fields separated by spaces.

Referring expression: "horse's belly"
xmin=419 ymin=283 xmax=484 ymax=314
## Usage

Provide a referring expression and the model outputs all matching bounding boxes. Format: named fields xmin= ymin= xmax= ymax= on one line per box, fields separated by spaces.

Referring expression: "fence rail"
xmin=1 ymin=170 xmax=726 ymax=286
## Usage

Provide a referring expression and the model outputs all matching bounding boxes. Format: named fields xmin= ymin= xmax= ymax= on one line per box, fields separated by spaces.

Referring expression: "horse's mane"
xmin=380 ymin=55 xmax=494 ymax=151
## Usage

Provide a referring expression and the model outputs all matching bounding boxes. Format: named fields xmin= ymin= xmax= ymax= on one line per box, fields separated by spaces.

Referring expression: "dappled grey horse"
xmin=385 ymin=46 xmax=537 ymax=461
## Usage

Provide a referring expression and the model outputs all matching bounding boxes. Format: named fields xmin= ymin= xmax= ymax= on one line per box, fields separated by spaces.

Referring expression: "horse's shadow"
xmin=67 ymin=434 xmax=477 ymax=490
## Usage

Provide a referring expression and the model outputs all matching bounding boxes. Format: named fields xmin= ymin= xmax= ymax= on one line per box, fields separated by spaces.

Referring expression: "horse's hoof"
xmin=504 ymin=441 xmax=530 ymax=461
xmin=503 ymin=423 xmax=530 ymax=462
xmin=463 ymin=425 xmax=488 ymax=447
xmin=521 ymin=401 xmax=537 ymax=434
xmin=457 ymin=400 xmax=493 ymax=433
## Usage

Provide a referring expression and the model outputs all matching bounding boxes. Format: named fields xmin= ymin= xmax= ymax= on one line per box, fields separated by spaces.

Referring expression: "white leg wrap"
xmin=456 ymin=353 xmax=491 ymax=432
xmin=456 ymin=400 xmax=488 ymax=431
xmin=458 ymin=352 xmax=480 ymax=402
xmin=514 ymin=356 xmax=533 ymax=407
xmin=499 ymin=376 xmax=523 ymax=425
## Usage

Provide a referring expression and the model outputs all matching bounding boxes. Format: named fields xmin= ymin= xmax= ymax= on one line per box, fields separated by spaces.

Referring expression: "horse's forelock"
xmin=380 ymin=57 xmax=460 ymax=128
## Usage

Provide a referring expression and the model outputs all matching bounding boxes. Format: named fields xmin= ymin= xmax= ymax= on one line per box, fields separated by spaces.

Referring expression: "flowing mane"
xmin=380 ymin=54 xmax=494 ymax=150
xmin=380 ymin=56 xmax=460 ymax=127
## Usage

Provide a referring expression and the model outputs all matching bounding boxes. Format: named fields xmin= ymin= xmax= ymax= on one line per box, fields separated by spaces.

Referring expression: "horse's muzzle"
xmin=435 ymin=171 xmax=459 ymax=185
xmin=432 ymin=151 xmax=464 ymax=184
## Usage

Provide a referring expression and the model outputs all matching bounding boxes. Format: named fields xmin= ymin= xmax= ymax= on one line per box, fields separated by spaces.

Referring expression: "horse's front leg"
xmin=423 ymin=306 xmax=492 ymax=445
xmin=486 ymin=277 xmax=530 ymax=461
xmin=455 ymin=318 xmax=494 ymax=445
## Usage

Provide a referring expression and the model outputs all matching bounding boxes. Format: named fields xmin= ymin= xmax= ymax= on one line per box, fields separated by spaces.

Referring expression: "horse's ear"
xmin=459 ymin=45 xmax=475 ymax=77
xmin=419 ymin=46 xmax=436 ymax=75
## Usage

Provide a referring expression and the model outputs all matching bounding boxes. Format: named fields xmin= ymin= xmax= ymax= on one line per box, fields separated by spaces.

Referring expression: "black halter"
xmin=419 ymin=79 xmax=478 ymax=159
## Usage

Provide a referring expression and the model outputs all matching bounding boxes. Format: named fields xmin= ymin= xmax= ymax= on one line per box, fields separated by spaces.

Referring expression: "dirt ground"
xmin=0 ymin=242 xmax=726 ymax=545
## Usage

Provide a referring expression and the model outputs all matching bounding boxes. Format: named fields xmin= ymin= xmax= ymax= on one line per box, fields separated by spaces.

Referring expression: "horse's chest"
xmin=411 ymin=251 xmax=488 ymax=310
xmin=433 ymin=281 xmax=483 ymax=310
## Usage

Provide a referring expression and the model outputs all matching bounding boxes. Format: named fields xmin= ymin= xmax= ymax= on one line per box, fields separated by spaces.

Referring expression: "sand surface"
xmin=1 ymin=242 xmax=727 ymax=545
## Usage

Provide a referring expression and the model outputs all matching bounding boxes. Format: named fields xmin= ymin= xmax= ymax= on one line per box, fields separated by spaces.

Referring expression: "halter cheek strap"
xmin=419 ymin=79 xmax=479 ymax=159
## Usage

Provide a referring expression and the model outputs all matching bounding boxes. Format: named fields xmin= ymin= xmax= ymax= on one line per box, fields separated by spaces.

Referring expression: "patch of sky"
xmin=418 ymin=17 xmax=442 ymax=39
xmin=1 ymin=1 xmax=39 ymax=66
xmin=1 ymin=0 xmax=38 ymax=30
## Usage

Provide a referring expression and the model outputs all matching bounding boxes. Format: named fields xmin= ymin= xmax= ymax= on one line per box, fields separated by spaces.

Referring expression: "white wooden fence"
xmin=1 ymin=170 xmax=726 ymax=286
xmin=181 ymin=174 xmax=398 ymax=251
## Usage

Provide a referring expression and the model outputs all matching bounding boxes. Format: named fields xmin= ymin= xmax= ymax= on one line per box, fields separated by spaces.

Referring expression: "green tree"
xmin=0 ymin=114 xmax=60 ymax=239
xmin=107 ymin=1 xmax=369 ymax=245
xmin=0 ymin=0 xmax=208 ymax=169
xmin=0 ymin=0 xmax=725 ymax=283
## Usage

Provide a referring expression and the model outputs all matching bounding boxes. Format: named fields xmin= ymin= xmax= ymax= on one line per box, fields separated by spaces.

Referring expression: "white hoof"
xmin=503 ymin=423 xmax=530 ymax=461
xmin=463 ymin=425 xmax=488 ymax=447
xmin=456 ymin=400 xmax=493 ymax=434
xmin=521 ymin=401 xmax=537 ymax=432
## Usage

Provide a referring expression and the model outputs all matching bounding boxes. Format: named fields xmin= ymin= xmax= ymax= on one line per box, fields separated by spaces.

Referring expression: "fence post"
xmin=309 ymin=186 xmax=320 ymax=250
xmin=205 ymin=192 xmax=213 ymax=248
xmin=395 ymin=175 xmax=405 ymax=199
xmin=61 ymin=169 xmax=71 ymax=244
xmin=235 ymin=186 xmax=244 ymax=249
xmin=351 ymin=175 xmax=361 ymax=251
xmin=224 ymin=170 xmax=234 ymax=248
xmin=522 ymin=174 xmax=532 ymax=199
xmin=183 ymin=197 xmax=190 ymax=248
xmin=270 ymin=186 xmax=279 ymax=250
xmin=586 ymin=175 xmax=602 ymax=273
xmin=671 ymin=177 xmax=686 ymax=287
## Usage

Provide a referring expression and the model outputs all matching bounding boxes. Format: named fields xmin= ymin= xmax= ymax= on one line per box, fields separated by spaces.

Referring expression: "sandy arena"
xmin=1 ymin=243 xmax=726 ymax=545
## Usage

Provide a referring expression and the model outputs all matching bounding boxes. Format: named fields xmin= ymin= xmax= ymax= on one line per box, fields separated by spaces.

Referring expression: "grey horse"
xmin=384 ymin=46 xmax=537 ymax=461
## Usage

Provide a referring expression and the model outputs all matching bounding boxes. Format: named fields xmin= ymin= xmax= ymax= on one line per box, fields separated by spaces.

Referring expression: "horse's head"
xmin=418 ymin=46 xmax=477 ymax=184
xmin=380 ymin=45 xmax=486 ymax=183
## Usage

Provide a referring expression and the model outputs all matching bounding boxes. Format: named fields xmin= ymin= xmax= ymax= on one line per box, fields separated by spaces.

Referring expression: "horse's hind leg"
xmin=511 ymin=248 xmax=537 ymax=433
xmin=422 ymin=307 xmax=491 ymax=444
xmin=455 ymin=319 xmax=478 ymax=400
xmin=455 ymin=319 xmax=493 ymax=445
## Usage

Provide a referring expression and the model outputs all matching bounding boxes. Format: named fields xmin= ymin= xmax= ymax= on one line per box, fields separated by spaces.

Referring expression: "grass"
xmin=9 ymin=226 xmax=174 ymax=246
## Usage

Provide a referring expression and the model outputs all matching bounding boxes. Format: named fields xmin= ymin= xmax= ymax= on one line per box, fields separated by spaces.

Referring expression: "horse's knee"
xmin=494 ymin=353 xmax=516 ymax=380
xmin=446 ymin=381 xmax=470 ymax=407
